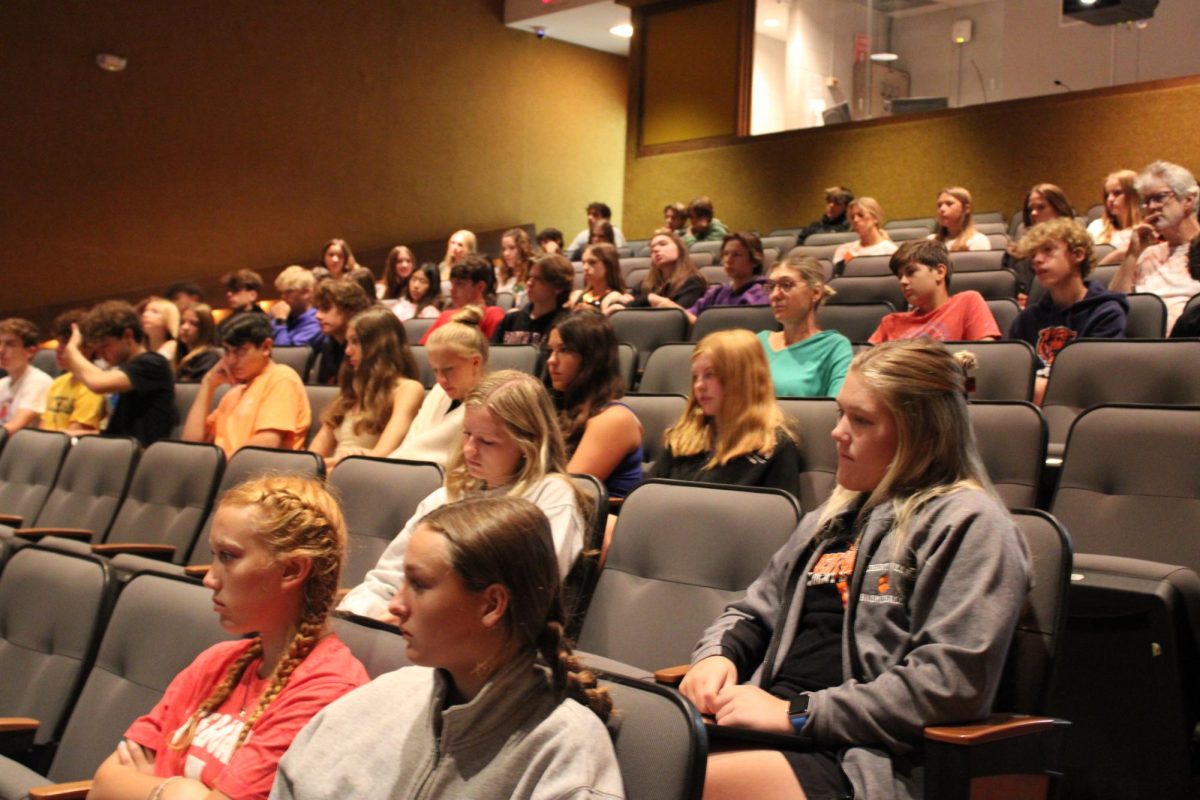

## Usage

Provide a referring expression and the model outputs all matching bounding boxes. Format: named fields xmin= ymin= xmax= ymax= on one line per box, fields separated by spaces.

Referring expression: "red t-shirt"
xmin=125 ymin=636 xmax=367 ymax=800
xmin=868 ymin=290 xmax=1000 ymax=344
xmin=419 ymin=305 xmax=506 ymax=344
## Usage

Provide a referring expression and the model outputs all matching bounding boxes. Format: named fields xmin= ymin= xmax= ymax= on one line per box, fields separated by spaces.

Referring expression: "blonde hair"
xmin=934 ymin=186 xmax=981 ymax=251
xmin=425 ymin=305 xmax=489 ymax=363
xmin=171 ymin=476 xmax=347 ymax=753
xmin=663 ymin=330 xmax=793 ymax=468
xmin=818 ymin=341 xmax=994 ymax=544
xmin=275 ymin=265 xmax=316 ymax=293
xmin=1015 ymin=218 xmax=1096 ymax=279
xmin=848 ymin=197 xmax=890 ymax=240
xmin=145 ymin=297 xmax=180 ymax=340
xmin=1096 ymin=169 xmax=1142 ymax=242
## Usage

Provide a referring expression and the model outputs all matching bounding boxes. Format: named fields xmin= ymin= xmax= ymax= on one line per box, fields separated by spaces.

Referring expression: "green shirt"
xmin=757 ymin=329 xmax=853 ymax=397
xmin=683 ymin=217 xmax=729 ymax=245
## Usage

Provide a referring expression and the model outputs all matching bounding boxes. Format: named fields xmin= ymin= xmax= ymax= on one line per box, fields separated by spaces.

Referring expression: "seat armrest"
xmin=14 ymin=528 xmax=95 ymax=542
xmin=924 ymin=714 xmax=1066 ymax=745
xmin=184 ymin=565 xmax=210 ymax=578
xmin=654 ymin=664 xmax=691 ymax=687
xmin=28 ymin=780 xmax=93 ymax=800
xmin=91 ymin=543 xmax=176 ymax=560
xmin=0 ymin=717 xmax=39 ymax=757
xmin=0 ymin=514 xmax=23 ymax=527
xmin=923 ymin=715 xmax=1070 ymax=800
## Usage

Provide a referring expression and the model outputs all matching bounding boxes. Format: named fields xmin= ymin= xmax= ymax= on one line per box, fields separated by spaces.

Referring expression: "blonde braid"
xmin=169 ymin=638 xmax=264 ymax=751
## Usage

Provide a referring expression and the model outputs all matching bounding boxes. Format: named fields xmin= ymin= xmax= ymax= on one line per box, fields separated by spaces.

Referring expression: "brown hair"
xmin=889 ymin=239 xmax=953 ymax=289
xmin=933 ymin=186 xmax=980 ymax=251
xmin=221 ymin=269 xmax=264 ymax=292
xmin=581 ymin=243 xmax=626 ymax=294
xmin=0 ymin=318 xmax=40 ymax=348
xmin=314 ymin=278 xmax=373 ymax=317
xmin=81 ymin=301 xmax=145 ymax=345
xmin=545 ymin=310 xmax=625 ymax=449
xmin=643 ymin=229 xmax=704 ymax=296
xmin=722 ymin=232 xmax=766 ymax=275
xmin=383 ymin=246 xmax=416 ymax=300
xmin=323 ymin=307 xmax=420 ymax=435
xmin=500 ymin=228 xmax=536 ymax=287
xmin=1021 ymin=183 xmax=1075 ymax=227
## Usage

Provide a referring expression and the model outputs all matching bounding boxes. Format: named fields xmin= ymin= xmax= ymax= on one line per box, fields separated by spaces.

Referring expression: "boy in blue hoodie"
xmin=1009 ymin=217 xmax=1128 ymax=403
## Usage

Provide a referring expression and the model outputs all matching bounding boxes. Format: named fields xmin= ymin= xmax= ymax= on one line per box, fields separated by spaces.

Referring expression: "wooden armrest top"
xmin=15 ymin=528 xmax=95 ymax=541
xmin=0 ymin=717 xmax=38 ymax=733
xmin=28 ymin=780 xmax=93 ymax=800
xmin=653 ymin=664 xmax=691 ymax=686
xmin=184 ymin=565 xmax=210 ymax=578
xmin=925 ymin=714 xmax=1067 ymax=745
xmin=0 ymin=514 xmax=23 ymax=527
xmin=608 ymin=497 xmax=624 ymax=509
xmin=91 ymin=543 xmax=176 ymax=557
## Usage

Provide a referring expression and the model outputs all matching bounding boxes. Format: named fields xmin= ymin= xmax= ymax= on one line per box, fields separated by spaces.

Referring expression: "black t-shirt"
xmin=647 ymin=432 xmax=800 ymax=499
xmin=315 ymin=337 xmax=345 ymax=386
xmin=769 ymin=524 xmax=859 ymax=698
xmin=491 ymin=306 xmax=567 ymax=347
xmin=108 ymin=351 xmax=175 ymax=447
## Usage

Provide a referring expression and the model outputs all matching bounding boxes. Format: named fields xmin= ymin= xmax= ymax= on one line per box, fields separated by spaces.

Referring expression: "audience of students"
xmin=176 ymin=303 xmax=222 ymax=383
xmin=308 ymin=307 xmax=425 ymax=471
xmin=42 ymin=310 xmax=105 ymax=434
xmin=182 ymin=313 xmax=311 ymax=457
xmin=1009 ymin=218 xmax=1128 ymax=404
xmin=140 ymin=297 xmax=181 ymax=365
xmin=421 ymin=255 xmax=506 ymax=343
xmin=0 ymin=318 xmax=52 ymax=434
xmin=569 ymin=243 xmax=628 ymax=315
xmin=832 ymin=197 xmax=897 ymax=269
xmin=269 ymin=266 xmax=325 ymax=348
xmin=609 ymin=229 xmax=706 ymax=314
xmin=388 ymin=306 xmax=489 ymax=466
xmin=680 ymin=340 xmax=1029 ymax=800
xmin=648 ymin=329 xmax=799 ymax=498
xmin=69 ymin=301 xmax=176 ymax=447
xmin=682 ymin=195 xmax=729 ymax=245
xmin=90 ymin=475 xmax=368 ymax=800
xmin=798 ymin=186 xmax=853 ymax=242
xmin=320 ymin=238 xmax=358 ymax=279
xmin=380 ymin=245 xmax=417 ymax=304
xmin=491 ymin=254 xmax=573 ymax=347
xmin=390 ymin=261 xmax=443 ymax=322
xmin=340 ymin=370 xmax=588 ymax=619
xmin=497 ymin=228 xmax=535 ymax=294
xmin=1110 ymin=160 xmax=1200 ymax=333
xmin=545 ymin=311 xmax=643 ymax=500
xmin=931 ymin=186 xmax=991 ymax=251
xmin=274 ymin=496 xmax=621 ymax=800
xmin=567 ymin=201 xmax=626 ymax=259
xmin=758 ymin=256 xmax=853 ymax=397
xmin=869 ymin=240 xmax=1000 ymax=343
xmin=1088 ymin=169 xmax=1141 ymax=263
xmin=312 ymin=279 xmax=373 ymax=386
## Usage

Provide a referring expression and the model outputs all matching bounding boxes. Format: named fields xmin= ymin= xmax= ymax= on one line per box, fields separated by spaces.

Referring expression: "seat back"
xmin=610 ymin=309 xmax=689 ymax=369
xmin=304 ymin=385 xmax=341 ymax=445
xmin=777 ymin=398 xmax=838 ymax=513
xmin=883 ymin=226 xmax=931 ymax=242
xmin=688 ymin=240 xmax=724 ymax=256
xmin=47 ymin=573 xmax=229 ymax=783
xmin=328 ymin=456 xmax=444 ymax=588
xmin=487 ymin=344 xmax=540 ymax=376
xmin=815 ymin=302 xmax=893 ymax=343
xmin=103 ymin=441 xmax=224 ymax=563
xmin=761 ymin=234 xmax=798 ymax=254
xmin=945 ymin=339 xmax=1036 ymax=402
xmin=968 ymin=401 xmax=1046 ymax=510
xmin=409 ymin=345 xmax=437 ymax=388
xmin=0 ymin=547 xmax=115 ymax=743
xmin=690 ymin=305 xmax=776 ymax=341
xmin=949 ymin=269 xmax=1018 ymax=300
xmin=621 ymin=394 xmax=687 ymax=473
xmin=33 ymin=435 xmax=139 ymax=535
xmin=948 ymin=249 xmax=1006 ymax=272
xmin=619 ymin=256 xmax=652 ymax=282
xmin=638 ymin=343 xmax=695 ymax=396
xmin=577 ymin=481 xmax=800 ymax=671
xmin=827 ymin=275 xmax=906 ymax=309
xmin=1124 ymin=292 xmax=1167 ymax=338
xmin=188 ymin=447 xmax=323 ymax=567
xmin=272 ymin=346 xmax=313 ymax=379
xmin=330 ymin=613 xmax=411 ymax=679
xmin=839 ymin=254 xmax=894 ymax=277
xmin=985 ymin=298 xmax=1020 ymax=335
xmin=563 ymin=473 xmax=608 ymax=638
xmin=803 ymin=231 xmax=856 ymax=246
xmin=600 ymin=672 xmax=707 ymax=800
xmin=403 ymin=316 xmax=436 ymax=345
xmin=0 ymin=430 xmax=71 ymax=526
xmin=617 ymin=343 xmax=637 ymax=392
xmin=32 ymin=348 xmax=60 ymax=378
xmin=170 ymin=384 xmax=228 ymax=440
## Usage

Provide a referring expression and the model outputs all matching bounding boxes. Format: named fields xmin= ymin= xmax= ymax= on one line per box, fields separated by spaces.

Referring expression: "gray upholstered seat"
xmin=802 ymin=231 xmax=856 ymax=247
xmin=950 ymin=268 xmax=1018 ymax=300
xmin=24 ymin=435 xmax=139 ymax=537
xmin=948 ymin=249 xmax=1005 ymax=272
xmin=330 ymin=613 xmax=411 ymax=679
xmin=815 ymin=302 xmax=894 ymax=343
xmin=839 ymin=254 xmax=894 ymax=277
xmin=620 ymin=394 xmax=687 ymax=474
xmin=409 ymin=345 xmax=436 ymax=388
xmin=487 ymin=344 xmax=540 ymax=376
xmin=690 ymin=305 xmax=775 ymax=341
xmin=776 ymin=397 xmax=838 ymax=513
xmin=827 ymin=275 xmax=906 ymax=309
xmin=0 ymin=429 xmax=71 ymax=528
xmin=610 ymin=309 xmax=689 ymax=371
xmin=637 ymin=344 xmax=695 ymax=397
xmin=1123 ymin=292 xmax=1167 ymax=338
xmin=304 ymin=384 xmax=340 ymax=445
xmin=944 ymin=339 xmax=1036 ymax=402
xmin=968 ymin=401 xmax=1046 ymax=510
xmin=402 ymin=316 xmax=436 ymax=345
xmin=271 ymin=345 xmax=313 ymax=379
xmin=985 ymin=297 xmax=1021 ymax=335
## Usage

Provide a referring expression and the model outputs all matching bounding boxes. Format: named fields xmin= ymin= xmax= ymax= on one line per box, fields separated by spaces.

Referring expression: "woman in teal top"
xmin=758 ymin=255 xmax=853 ymax=397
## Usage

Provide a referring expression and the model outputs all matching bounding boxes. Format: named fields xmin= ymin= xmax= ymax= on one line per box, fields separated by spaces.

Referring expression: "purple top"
xmin=687 ymin=276 xmax=769 ymax=316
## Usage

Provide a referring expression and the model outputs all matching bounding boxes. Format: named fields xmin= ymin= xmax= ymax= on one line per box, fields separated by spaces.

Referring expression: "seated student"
xmin=654 ymin=232 xmax=769 ymax=326
xmin=67 ymin=301 xmax=176 ymax=447
xmin=491 ymin=254 xmax=573 ymax=347
xmin=0 ymin=318 xmax=52 ymax=434
xmin=566 ymin=201 xmax=627 ymax=260
xmin=141 ymin=297 xmax=180 ymax=364
xmin=608 ymin=229 xmax=707 ymax=314
xmin=535 ymin=227 xmax=564 ymax=256
xmin=664 ymin=201 xmax=689 ymax=235
xmin=176 ymin=303 xmax=222 ymax=383
xmin=759 ymin=256 xmax=853 ymax=397
xmin=832 ymin=197 xmax=898 ymax=269
xmin=869 ymin=239 xmax=1000 ymax=343
xmin=43 ymin=310 xmax=105 ymax=434
xmin=678 ymin=341 xmax=1029 ymax=800
xmin=1110 ymin=160 xmax=1200 ymax=334
xmin=273 ymin=496 xmax=621 ymax=800
xmin=929 ymin=186 xmax=991 ymax=251
xmin=682 ymin=195 xmax=730 ymax=245
xmin=346 ymin=267 xmax=381 ymax=308
xmin=341 ymin=371 xmax=588 ymax=620
xmin=269 ymin=266 xmax=325 ymax=348
xmin=648 ymin=329 xmax=799 ymax=498
xmin=1088 ymin=169 xmax=1142 ymax=265
xmin=312 ymin=278 xmax=373 ymax=386
xmin=390 ymin=261 xmax=443 ymax=323
xmin=388 ymin=306 xmax=489 ymax=466
xmin=309 ymin=307 xmax=425 ymax=472
xmin=438 ymin=229 xmax=477 ymax=283
xmin=569 ymin=242 xmax=628 ymax=315
xmin=89 ymin=476 xmax=368 ymax=800
xmin=182 ymin=313 xmax=311 ymax=457
xmin=497 ymin=228 xmax=535 ymax=295
xmin=545 ymin=311 xmax=643 ymax=500
xmin=380 ymin=245 xmax=416 ymax=306
xmin=165 ymin=281 xmax=205 ymax=313
xmin=421 ymin=255 xmax=506 ymax=343
xmin=1006 ymin=183 xmax=1074 ymax=294
xmin=222 ymin=269 xmax=268 ymax=317
xmin=320 ymin=238 xmax=358 ymax=280
xmin=798 ymin=186 xmax=854 ymax=242
xmin=1010 ymin=218 xmax=1128 ymax=404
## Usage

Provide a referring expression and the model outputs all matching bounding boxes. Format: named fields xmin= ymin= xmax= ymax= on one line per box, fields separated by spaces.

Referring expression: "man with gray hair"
xmin=1111 ymin=160 xmax=1200 ymax=332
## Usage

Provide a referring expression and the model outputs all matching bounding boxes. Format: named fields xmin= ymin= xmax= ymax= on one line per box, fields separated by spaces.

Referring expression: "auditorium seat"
xmin=637 ymin=344 xmax=695 ymax=397
xmin=562 ymin=473 xmax=608 ymax=639
xmin=816 ymin=302 xmax=894 ymax=343
xmin=777 ymin=397 xmax=838 ymax=513
xmin=949 ymin=249 xmax=1005 ymax=272
xmin=402 ymin=316 xmax=436 ymax=344
xmin=620 ymin=394 xmax=687 ymax=474
xmin=944 ymin=339 xmax=1036 ymax=402
xmin=690 ymin=305 xmax=776 ymax=341
xmin=0 ymin=430 xmax=71 ymax=530
xmin=409 ymin=345 xmax=435 ymax=388
xmin=271 ymin=345 xmax=313 ymax=379
xmin=827 ymin=275 xmax=906 ymax=309
xmin=610 ymin=309 xmax=689 ymax=370
xmin=1123 ymin=292 xmax=1167 ymax=338
xmin=802 ymin=231 xmax=856 ymax=247
xmin=949 ymin=268 xmax=1018 ymax=300
xmin=760 ymin=233 xmax=798 ymax=254
xmin=986 ymin=297 xmax=1021 ymax=334
xmin=968 ymin=400 xmax=1046 ymax=509
xmin=304 ymin=384 xmax=340 ymax=445
xmin=884 ymin=226 xmax=931 ymax=242
xmin=487 ymin=344 xmax=540 ymax=376
xmin=839 ymin=254 xmax=894 ymax=277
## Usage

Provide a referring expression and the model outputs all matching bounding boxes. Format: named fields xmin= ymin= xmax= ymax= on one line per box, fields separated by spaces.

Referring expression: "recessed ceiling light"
xmin=96 ymin=53 xmax=127 ymax=72
xmin=610 ymin=23 xmax=633 ymax=38
xmin=869 ymin=52 xmax=899 ymax=62
xmin=764 ymin=18 xmax=781 ymax=28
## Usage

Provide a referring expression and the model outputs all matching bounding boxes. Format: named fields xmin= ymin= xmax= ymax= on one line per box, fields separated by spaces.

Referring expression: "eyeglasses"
xmin=1140 ymin=190 xmax=1177 ymax=209
xmin=764 ymin=279 xmax=802 ymax=293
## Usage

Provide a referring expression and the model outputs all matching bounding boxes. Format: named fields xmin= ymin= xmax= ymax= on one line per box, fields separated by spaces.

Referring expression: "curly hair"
xmin=499 ymin=229 xmax=535 ymax=287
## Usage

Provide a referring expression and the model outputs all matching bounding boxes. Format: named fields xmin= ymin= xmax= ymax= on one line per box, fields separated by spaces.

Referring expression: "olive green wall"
xmin=0 ymin=1 xmax=628 ymax=324
xmin=621 ymin=77 xmax=1200 ymax=239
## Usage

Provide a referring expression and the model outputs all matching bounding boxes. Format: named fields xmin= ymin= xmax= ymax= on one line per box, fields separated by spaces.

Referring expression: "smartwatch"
xmin=788 ymin=693 xmax=811 ymax=735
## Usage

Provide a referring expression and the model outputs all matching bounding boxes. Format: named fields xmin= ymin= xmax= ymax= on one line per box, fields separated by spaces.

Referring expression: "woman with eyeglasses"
xmin=758 ymin=256 xmax=853 ymax=398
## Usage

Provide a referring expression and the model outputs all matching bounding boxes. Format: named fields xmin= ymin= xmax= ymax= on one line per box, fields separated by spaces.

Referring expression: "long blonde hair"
xmin=1096 ymin=169 xmax=1142 ymax=243
xmin=934 ymin=186 xmax=981 ymax=251
xmin=818 ymin=341 xmax=994 ymax=543
xmin=171 ymin=476 xmax=346 ymax=753
xmin=663 ymin=329 xmax=792 ymax=467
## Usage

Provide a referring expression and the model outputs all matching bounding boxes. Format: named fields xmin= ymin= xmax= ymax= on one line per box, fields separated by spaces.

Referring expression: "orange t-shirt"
xmin=869 ymin=290 xmax=1000 ymax=344
xmin=206 ymin=361 xmax=310 ymax=456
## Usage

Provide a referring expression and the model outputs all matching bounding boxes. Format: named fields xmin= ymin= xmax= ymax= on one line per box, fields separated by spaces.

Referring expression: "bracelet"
xmin=148 ymin=776 xmax=183 ymax=800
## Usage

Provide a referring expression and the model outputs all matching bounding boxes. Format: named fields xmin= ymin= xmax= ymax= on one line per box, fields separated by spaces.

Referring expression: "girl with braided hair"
xmin=90 ymin=476 xmax=368 ymax=800
xmin=272 ymin=495 xmax=623 ymax=800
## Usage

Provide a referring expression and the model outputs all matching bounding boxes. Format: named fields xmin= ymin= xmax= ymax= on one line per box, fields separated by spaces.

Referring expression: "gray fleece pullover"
xmin=692 ymin=488 xmax=1030 ymax=800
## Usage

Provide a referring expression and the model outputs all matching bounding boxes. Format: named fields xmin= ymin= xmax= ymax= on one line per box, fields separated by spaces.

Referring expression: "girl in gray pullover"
xmin=681 ymin=340 xmax=1030 ymax=800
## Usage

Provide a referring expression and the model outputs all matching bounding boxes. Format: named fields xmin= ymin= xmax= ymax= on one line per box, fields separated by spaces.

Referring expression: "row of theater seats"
xmin=0 ymin=399 xmax=1197 ymax=797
